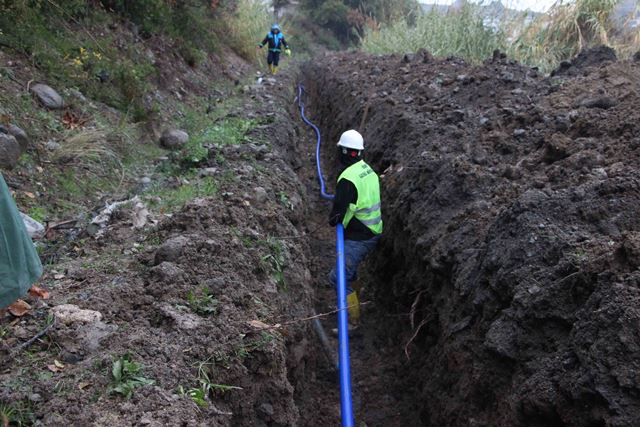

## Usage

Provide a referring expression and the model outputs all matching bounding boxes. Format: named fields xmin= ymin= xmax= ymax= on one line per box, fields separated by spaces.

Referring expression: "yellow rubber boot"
xmin=272 ymin=65 xmax=278 ymax=75
xmin=268 ymin=64 xmax=274 ymax=74
xmin=346 ymin=291 xmax=360 ymax=326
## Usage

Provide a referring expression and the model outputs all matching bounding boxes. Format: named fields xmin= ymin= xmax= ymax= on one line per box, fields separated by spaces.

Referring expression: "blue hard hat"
xmin=271 ymin=24 xmax=281 ymax=31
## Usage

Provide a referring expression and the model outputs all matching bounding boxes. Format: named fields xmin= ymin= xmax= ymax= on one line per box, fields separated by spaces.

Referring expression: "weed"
xmin=259 ymin=238 xmax=287 ymax=291
xmin=109 ymin=354 xmax=155 ymax=399
xmin=27 ymin=206 xmax=47 ymax=223
xmin=278 ymin=191 xmax=293 ymax=210
xmin=0 ymin=401 xmax=35 ymax=427
xmin=186 ymin=287 xmax=218 ymax=316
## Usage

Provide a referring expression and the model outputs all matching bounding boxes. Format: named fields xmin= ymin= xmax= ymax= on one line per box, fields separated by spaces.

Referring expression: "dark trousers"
xmin=267 ymin=50 xmax=280 ymax=66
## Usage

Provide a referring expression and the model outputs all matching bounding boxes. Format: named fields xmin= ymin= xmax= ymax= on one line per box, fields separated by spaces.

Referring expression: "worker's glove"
xmin=285 ymin=48 xmax=291 ymax=57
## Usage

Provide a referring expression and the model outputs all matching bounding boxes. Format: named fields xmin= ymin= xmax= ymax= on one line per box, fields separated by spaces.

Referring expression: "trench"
xmin=289 ymin=51 xmax=640 ymax=427
xmin=285 ymin=73 xmax=422 ymax=427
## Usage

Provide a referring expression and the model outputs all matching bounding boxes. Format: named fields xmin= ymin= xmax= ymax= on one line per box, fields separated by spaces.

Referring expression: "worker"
xmin=328 ymin=130 xmax=383 ymax=327
xmin=257 ymin=24 xmax=291 ymax=75
xmin=0 ymin=173 xmax=43 ymax=316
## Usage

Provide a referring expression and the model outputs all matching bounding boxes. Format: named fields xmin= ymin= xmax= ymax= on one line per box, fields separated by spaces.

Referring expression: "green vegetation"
xmin=147 ymin=176 xmax=218 ymax=213
xmin=178 ymin=358 xmax=242 ymax=407
xmin=0 ymin=401 xmax=35 ymax=427
xmin=187 ymin=287 xmax=219 ymax=316
xmin=259 ymin=238 xmax=287 ymax=291
xmin=302 ymin=0 xmax=419 ymax=42
xmin=361 ymin=0 xmax=639 ymax=72
xmin=109 ymin=354 xmax=155 ymax=399
xmin=362 ymin=3 xmax=504 ymax=62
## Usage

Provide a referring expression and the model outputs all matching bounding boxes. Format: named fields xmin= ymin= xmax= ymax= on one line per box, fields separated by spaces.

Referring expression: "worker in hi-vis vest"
xmin=328 ymin=129 xmax=382 ymax=327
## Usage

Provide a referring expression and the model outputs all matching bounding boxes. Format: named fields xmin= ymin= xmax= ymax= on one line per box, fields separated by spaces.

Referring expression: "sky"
xmin=420 ymin=0 xmax=559 ymax=13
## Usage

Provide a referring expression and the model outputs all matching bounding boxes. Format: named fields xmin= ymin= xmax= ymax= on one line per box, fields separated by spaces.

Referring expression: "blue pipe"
xmin=297 ymin=84 xmax=355 ymax=427
xmin=297 ymin=85 xmax=334 ymax=201
xmin=336 ymin=224 xmax=355 ymax=427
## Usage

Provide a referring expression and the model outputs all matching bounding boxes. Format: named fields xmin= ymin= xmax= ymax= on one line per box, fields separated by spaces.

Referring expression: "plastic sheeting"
xmin=0 ymin=174 xmax=43 ymax=308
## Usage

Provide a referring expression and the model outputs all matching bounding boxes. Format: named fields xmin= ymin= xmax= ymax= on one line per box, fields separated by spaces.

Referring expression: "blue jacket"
xmin=260 ymin=31 xmax=289 ymax=52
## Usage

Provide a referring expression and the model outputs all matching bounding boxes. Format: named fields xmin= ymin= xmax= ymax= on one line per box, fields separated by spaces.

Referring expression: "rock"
xmin=19 ymin=212 xmax=45 ymax=239
xmin=253 ymin=187 xmax=268 ymax=204
xmin=52 ymin=304 xmax=102 ymax=324
xmin=155 ymin=235 xmax=190 ymax=264
xmin=402 ymin=53 xmax=415 ymax=63
xmin=513 ymin=128 xmax=526 ymax=137
xmin=150 ymin=261 xmax=186 ymax=283
xmin=46 ymin=140 xmax=61 ymax=151
xmin=403 ymin=96 xmax=414 ymax=104
xmin=0 ymin=133 xmax=22 ymax=170
xmin=30 ymin=83 xmax=64 ymax=109
xmin=68 ymin=88 xmax=87 ymax=102
xmin=257 ymin=403 xmax=274 ymax=420
xmin=580 ymin=96 xmax=617 ymax=109
xmin=198 ymin=167 xmax=218 ymax=177
xmin=157 ymin=303 xmax=202 ymax=330
xmin=159 ymin=129 xmax=189 ymax=150
xmin=0 ymin=124 xmax=29 ymax=150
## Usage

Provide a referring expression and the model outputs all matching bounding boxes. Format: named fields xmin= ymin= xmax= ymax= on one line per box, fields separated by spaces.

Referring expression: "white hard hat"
xmin=337 ymin=130 xmax=364 ymax=150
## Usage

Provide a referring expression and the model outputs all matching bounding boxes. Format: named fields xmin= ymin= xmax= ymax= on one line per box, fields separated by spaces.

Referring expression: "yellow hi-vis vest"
xmin=337 ymin=160 xmax=383 ymax=235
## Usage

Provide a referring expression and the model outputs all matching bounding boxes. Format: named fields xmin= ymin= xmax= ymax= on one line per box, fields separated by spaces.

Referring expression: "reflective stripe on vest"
xmin=337 ymin=160 xmax=383 ymax=235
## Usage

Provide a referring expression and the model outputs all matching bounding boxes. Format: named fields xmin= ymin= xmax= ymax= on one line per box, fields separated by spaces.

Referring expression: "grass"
xmin=146 ymin=176 xmax=218 ymax=213
xmin=178 ymin=358 xmax=242 ymax=407
xmin=109 ymin=354 xmax=155 ymax=399
xmin=224 ymin=0 xmax=279 ymax=65
xmin=361 ymin=3 xmax=506 ymax=63
xmin=0 ymin=401 xmax=35 ymax=427
xmin=361 ymin=0 xmax=640 ymax=72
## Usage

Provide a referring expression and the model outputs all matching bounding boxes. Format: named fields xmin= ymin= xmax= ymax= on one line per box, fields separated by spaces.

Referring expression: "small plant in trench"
xmin=186 ymin=287 xmax=218 ymax=316
xmin=109 ymin=354 xmax=155 ymax=399
xmin=278 ymin=191 xmax=293 ymax=210
xmin=259 ymin=238 xmax=287 ymax=291
xmin=178 ymin=359 xmax=242 ymax=407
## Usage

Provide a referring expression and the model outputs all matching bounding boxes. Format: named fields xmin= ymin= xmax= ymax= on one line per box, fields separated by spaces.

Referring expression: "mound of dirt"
xmin=552 ymin=45 xmax=618 ymax=76
xmin=304 ymin=50 xmax=640 ymax=426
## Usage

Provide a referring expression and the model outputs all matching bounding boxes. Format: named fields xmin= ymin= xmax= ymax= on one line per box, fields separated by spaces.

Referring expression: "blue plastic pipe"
xmin=297 ymin=84 xmax=355 ymax=427
xmin=336 ymin=224 xmax=355 ymax=427
xmin=297 ymin=85 xmax=334 ymax=201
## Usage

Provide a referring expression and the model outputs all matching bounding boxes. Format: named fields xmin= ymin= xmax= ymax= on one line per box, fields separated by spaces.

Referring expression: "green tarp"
xmin=0 ymin=173 xmax=43 ymax=308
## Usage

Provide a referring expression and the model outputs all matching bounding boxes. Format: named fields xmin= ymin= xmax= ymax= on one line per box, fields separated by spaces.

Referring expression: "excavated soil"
xmin=303 ymin=48 xmax=640 ymax=426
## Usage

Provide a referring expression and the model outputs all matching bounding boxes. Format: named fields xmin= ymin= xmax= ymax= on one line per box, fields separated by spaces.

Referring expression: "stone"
xmin=580 ymin=96 xmax=617 ymax=110
xmin=52 ymin=304 xmax=103 ymax=324
xmin=513 ymin=129 xmax=526 ymax=137
xmin=0 ymin=133 xmax=22 ymax=170
xmin=19 ymin=212 xmax=45 ymax=239
xmin=155 ymin=235 xmax=190 ymax=264
xmin=0 ymin=124 xmax=29 ymax=151
xmin=253 ymin=187 xmax=268 ymax=204
xmin=30 ymin=83 xmax=64 ymax=109
xmin=257 ymin=403 xmax=274 ymax=420
xmin=46 ymin=140 xmax=61 ymax=151
xmin=150 ymin=261 xmax=185 ymax=282
xmin=159 ymin=129 xmax=189 ymax=150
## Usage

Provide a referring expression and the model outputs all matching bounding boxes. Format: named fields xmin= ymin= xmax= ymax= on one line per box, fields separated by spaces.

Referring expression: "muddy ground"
xmin=304 ymin=47 xmax=640 ymax=426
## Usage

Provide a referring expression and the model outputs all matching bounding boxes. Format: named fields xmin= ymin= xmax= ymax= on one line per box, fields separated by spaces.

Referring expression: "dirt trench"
xmin=302 ymin=49 xmax=640 ymax=426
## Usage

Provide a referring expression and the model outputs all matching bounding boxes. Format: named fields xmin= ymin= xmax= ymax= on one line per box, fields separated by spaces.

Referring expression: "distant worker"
xmin=257 ymin=24 xmax=291 ymax=75
xmin=329 ymin=130 xmax=383 ymax=327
